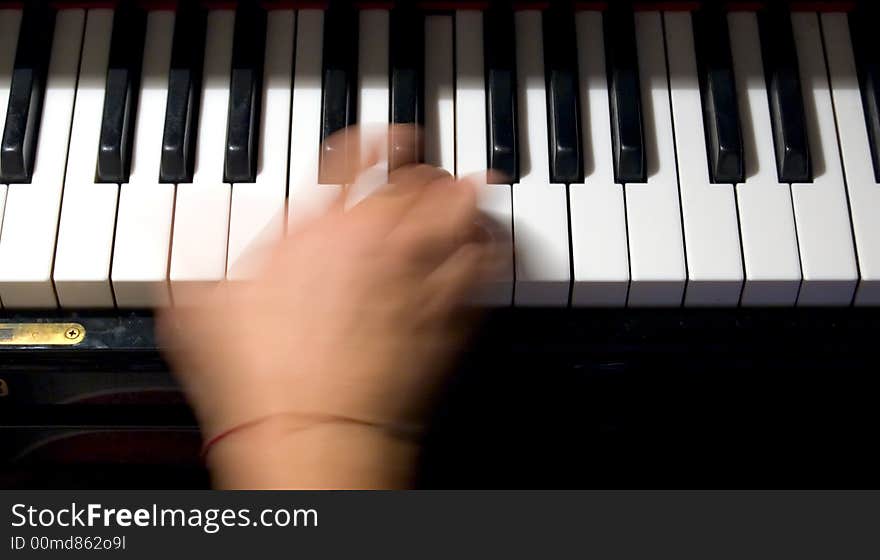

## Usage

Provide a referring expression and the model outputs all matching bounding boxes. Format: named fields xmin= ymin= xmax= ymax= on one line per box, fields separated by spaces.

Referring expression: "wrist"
xmin=204 ymin=413 xmax=419 ymax=489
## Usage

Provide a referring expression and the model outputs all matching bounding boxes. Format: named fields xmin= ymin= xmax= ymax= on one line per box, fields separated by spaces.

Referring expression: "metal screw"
xmin=65 ymin=327 xmax=80 ymax=340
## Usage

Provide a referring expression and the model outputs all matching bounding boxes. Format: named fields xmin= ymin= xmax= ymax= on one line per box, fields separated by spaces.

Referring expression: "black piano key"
xmin=319 ymin=1 xmax=358 ymax=184
xmin=694 ymin=5 xmax=743 ymax=184
xmin=389 ymin=5 xmax=424 ymax=170
xmin=543 ymin=3 xmax=582 ymax=184
xmin=224 ymin=0 xmax=266 ymax=184
xmin=758 ymin=5 xmax=811 ymax=183
xmin=850 ymin=5 xmax=880 ymax=183
xmin=0 ymin=1 xmax=55 ymax=183
xmin=160 ymin=0 xmax=206 ymax=184
xmin=96 ymin=0 xmax=147 ymax=183
xmin=604 ymin=5 xmax=646 ymax=184
xmin=484 ymin=2 xmax=518 ymax=183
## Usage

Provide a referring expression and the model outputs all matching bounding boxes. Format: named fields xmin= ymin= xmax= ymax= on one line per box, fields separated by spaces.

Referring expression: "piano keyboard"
xmin=0 ymin=1 xmax=879 ymax=310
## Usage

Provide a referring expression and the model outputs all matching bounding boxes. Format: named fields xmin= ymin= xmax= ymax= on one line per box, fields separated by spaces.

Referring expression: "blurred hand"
xmin=159 ymin=126 xmax=505 ymax=463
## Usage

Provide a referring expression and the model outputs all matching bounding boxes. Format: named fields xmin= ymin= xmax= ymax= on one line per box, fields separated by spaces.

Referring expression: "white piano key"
xmin=790 ymin=12 xmax=858 ymax=306
xmin=349 ymin=7 xmax=390 ymax=203
xmin=169 ymin=9 xmax=234 ymax=304
xmin=454 ymin=10 xmax=487 ymax=178
xmin=357 ymin=9 xmax=389 ymax=128
xmin=625 ymin=11 xmax=686 ymax=307
xmin=515 ymin=10 xmax=550 ymax=186
xmin=287 ymin=10 xmax=340 ymax=228
xmin=52 ymin=9 xmax=116 ymax=308
xmin=512 ymin=183 xmax=570 ymax=306
xmin=424 ymin=15 xmax=454 ymax=174
xmin=821 ymin=13 xmax=880 ymax=306
xmin=513 ymin=10 xmax=569 ymax=306
xmin=728 ymin=12 xmax=802 ymax=306
xmin=570 ymin=10 xmax=629 ymax=307
xmin=0 ymin=10 xmax=85 ymax=308
xmin=472 ymin=183 xmax=513 ymax=306
xmin=454 ymin=10 xmax=512 ymax=306
xmin=664 ymin=12 xmax=743 ymax=306
xmin=111 ymin=10 xmax=175 ymax=308
xmin=0 ymin=177 xmax=4 ymax=240
xmin=227 ymin=10 xmax=294 ymax=280
xmin=0 ymin=9 xmax=13 ymax=305
xmin=0 ymin=185 xmax=5 ymax=244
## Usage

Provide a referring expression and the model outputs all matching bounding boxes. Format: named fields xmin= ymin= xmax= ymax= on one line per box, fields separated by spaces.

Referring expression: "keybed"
xmin=0 ymin=3 xmax=877 ymax=309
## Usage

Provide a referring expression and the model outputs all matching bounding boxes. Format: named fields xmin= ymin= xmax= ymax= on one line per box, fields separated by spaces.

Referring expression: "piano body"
xmin=0 ymin=0 xmax=878 ymax=488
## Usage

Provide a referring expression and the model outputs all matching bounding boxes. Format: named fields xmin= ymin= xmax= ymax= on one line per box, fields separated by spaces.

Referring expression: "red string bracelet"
xmin=200 ymin=415 xmax=278 ymax=460
xmin=200 ymin=412 xmax=424 ymax=461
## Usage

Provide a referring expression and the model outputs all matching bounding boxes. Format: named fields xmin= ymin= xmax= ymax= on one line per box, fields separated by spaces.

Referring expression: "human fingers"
xmin=419 ymin=242 xmax=489 ymax=317
xmin=386 ymin=175 xmax=480 ymax=265
xmin=389 ymin=124 xmax=422 ymax=171
xmin=318 ymin=125 xmax=386 ymax=186
xmin=387 ymin=162 xmax=451 ymax=188
xmin=342 ymin=164 xmax=453 ymax=238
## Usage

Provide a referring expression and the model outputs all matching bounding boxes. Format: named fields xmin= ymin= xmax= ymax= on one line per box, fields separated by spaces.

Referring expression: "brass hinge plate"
xmin=0 ymin=323 xmax=86 ymax=346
